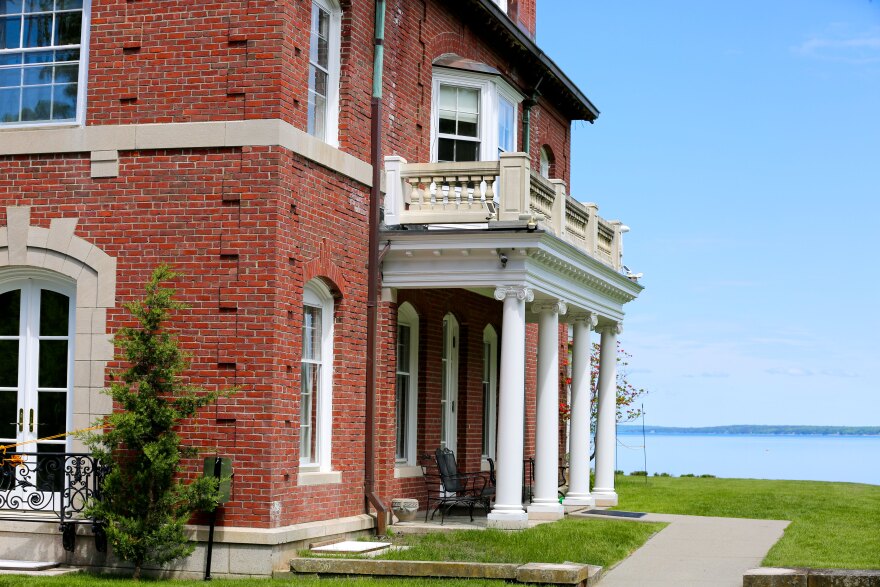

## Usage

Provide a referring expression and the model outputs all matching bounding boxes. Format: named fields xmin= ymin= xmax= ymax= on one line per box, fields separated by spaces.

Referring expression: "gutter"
xmin=364 ymin=0 xmax=389 ymax=536
xmin=470 ymin=0 xmax=600 ymax=121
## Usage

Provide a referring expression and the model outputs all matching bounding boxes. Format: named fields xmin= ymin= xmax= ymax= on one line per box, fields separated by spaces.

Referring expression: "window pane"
xmin=457 ymin=115 xmax=477 ymax=138
xmin=1 ymin=16 xmax=22 ymax=49
xmin=0 ymin=340 xmax=19 ymax=387
xmin=57 ymin=0 xmax=84 ymax=9
xmin=38 ymin=390 xmax=65 ymax=437
xmin=0 ymin=289 xmax=21 ymax=335
xmin=0 ymin=53 xmax=23 ymax=66
xmin=437 ymin=137 xmax=454 ymax=162
xmin=0 ymin=86 xmax=20 ymax=121
xmin=1 ymin=1 xmax=24 ymax=15
xmin=23 ymin=48 xmax=52 ymax=63
xmin=310 ymin=7 xmax=329 ymax=69
xmin=458 ymin=88 xmax=479 ymax=115
xmin=300 ymin=362 xmax=320 ymax=463
xmin=54 ymin=10 xmax=81 ymax=45
xmin=39 ymin=289 xmax=69 ymax=336
xmin=438 ymin=85 xmax=456 ymax=110
xmin=24 ymin=0 xmax=53 ymax=12
xmin=38 ymin=339 xmax=67 ymax=388
xmin=0 ymin=390 xmax=17 ymax=440
xmin=51 ymin=81 xmax=75 ymax=119
xmin=20 ymin=83 xmax=50 ymax=119
xmin=54 ymin=63 xmax=76 ymax=82
xmin=302 ymin=306 xmax=321 ymax=361
xmin=397 ymin=325 xmax=410 ymax=370
xmin=22 ymin=63 xmax=51 ymax=84
xmin=454 ymin=139 xmax=479 ymax=162
xmin=308 ymin=91 xmax=326 ymax=141
xmin=438 ymin=110 xmax=455 ymax=135
xmin=395 ymin=373 xmax=408 ymax=460
xmin=22 ymin=14 xmax=52 ymax=47
xmin=498 ymin=97 xmax=514 ymax=152
xmin=310 ymin=65 xmax=327 ymax=97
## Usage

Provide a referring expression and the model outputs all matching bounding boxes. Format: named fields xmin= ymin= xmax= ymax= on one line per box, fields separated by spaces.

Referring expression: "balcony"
xmin=383 ymin=152 xmax=625 ymax=271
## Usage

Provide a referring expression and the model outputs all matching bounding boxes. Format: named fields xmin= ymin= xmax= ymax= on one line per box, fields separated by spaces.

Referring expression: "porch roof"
xmin=380 ymin=227 xmax=643 ymax=323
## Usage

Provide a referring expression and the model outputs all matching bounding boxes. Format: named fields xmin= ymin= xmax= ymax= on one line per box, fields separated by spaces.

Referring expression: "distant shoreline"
xmin=617 ymin=424 xmax=880 ymax=436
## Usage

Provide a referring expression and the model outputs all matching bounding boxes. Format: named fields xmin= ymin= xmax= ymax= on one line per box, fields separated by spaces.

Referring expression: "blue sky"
xmin=539 ymin=1 xmax=880 ymax=426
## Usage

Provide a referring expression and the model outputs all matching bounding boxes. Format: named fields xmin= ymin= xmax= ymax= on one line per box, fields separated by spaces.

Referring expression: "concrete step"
xmin=0 ymin=560 xmax=60 ymax=571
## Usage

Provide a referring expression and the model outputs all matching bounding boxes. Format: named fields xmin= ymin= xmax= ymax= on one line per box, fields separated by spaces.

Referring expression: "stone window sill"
xmin=394 ymin=464 xmax=424 ymax=479
xmin=297 ymin=470 xmax=342 ymax=486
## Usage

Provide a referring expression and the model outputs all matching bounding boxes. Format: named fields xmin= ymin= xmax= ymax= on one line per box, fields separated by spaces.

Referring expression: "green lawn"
xmin=375 ymin=516 xmax=664 ymax=568
xmin=0 ymin=577 xmax=504 ymax=587
xmin=615 ymin=473 xmax=880 ymax=569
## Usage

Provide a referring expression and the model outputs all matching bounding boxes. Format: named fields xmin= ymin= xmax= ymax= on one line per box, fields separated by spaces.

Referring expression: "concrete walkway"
xmin=576 ymin=512 xmax=789 ymax=587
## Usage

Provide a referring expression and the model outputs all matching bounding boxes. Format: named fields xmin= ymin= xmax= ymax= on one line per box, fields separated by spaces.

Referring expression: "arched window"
xmin=395 ymin=302 xmax=419 ymax=465
xmin=0 ymin=276 xmax=75 ymax=470
xmin=300 ymin=279 xmax=334 ymax=472
xmin=539 ymin=145 xmax=555 ymax=178
xmin=307 ymin=0 xmax=341 ymax=146
xmin=481 ymin=324 xmax=498 ymax=462
xmin=440 ymin=313 xmax=459 ymax=452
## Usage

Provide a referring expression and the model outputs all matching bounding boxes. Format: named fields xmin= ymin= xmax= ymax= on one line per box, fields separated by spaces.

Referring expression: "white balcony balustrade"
xmin=384 ymin=152 xmax=626 ymax=271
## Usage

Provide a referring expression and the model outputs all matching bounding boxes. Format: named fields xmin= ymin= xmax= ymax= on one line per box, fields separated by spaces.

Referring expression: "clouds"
xmin=766 ymin=367 xmax=860 ymax=378
xmin=793 ymin=27 xmax=880 ymax=65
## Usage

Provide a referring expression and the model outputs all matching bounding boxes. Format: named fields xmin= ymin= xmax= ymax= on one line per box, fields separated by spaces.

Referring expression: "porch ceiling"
xmin=380 ymin=228 xmax=643 ymax=323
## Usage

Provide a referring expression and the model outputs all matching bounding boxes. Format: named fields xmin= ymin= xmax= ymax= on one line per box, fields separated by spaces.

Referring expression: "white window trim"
xmin=0 ymin=0 xmax=92 ymax=130
xmin=308 ymin=0 xmax=341 ymax=148
xmin=299 ymin=279 xmax=334 ymax=475
xmin=430 ymin=68 xmax=522 ymax=162
xmin=0 ymin=275 xmax=76 ymax=451
xmin=440 ymin=313 xmax=459 ymax=453
xmin=481 ymin=324 xmax=498 ymax=463
xmin=395 ymin=302 xmax=419 ymax=467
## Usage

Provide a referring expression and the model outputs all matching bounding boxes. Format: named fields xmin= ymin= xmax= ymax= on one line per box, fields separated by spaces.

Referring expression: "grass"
xmin=0 ymin=577 xmax=505 ymax=587
xmin=374 ymin=516 xmax=665 ymax=568
xmin=615 ymin=473 xmax=880 ymax=569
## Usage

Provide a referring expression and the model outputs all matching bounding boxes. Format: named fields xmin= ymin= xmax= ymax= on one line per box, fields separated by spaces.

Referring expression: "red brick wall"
xmin=2 ymin=0 xmax=576 ymax=530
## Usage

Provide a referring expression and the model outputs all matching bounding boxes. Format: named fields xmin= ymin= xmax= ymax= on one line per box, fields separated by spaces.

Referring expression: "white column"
xmin=593 ymin=323 xmax=622 ymax=506
xmin=528 ymin=300 xmax=567 ymax=520
xmin=487 ymin=285 xmax=533 ymax=530
xmin=562 ymin=312 xmax=598 ymax=508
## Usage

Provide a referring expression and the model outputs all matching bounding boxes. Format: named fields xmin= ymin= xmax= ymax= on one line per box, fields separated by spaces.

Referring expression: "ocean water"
xmin=611 ymin=433 xmax=880 ymax=486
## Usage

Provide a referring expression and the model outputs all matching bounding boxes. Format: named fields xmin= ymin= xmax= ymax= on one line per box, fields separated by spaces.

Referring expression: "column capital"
xmin=531 ymin=299 xmax=567 ymax=315
xmin=596 ymin=322 xmax=623 ymax=336
xmin=569 ymin=311 xmax=598 ymax=329
xmin=494 ymin=285 xmax=534 ymax=302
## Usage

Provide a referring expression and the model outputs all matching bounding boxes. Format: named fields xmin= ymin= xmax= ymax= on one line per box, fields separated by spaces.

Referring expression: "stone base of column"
xmin=562 ymin=493 xmax=595 ymax=508
xmin=487 ymin=510 xmax=529 ymax=529
xmin=591 ymin=490 xmax=618 ymax=507
xmin=527 ymin=502 xmax=564 ymax=520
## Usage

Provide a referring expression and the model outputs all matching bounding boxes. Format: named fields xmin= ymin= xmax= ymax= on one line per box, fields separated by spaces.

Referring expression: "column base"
xmin=562 ymin=493 xmax=595 ymax=508
xmin=591 ymin=490 xmax=618 ymax=507
xmin=487 ymin=509 xmax=529 ymax=530
xmin=527 ymin=502 xmax=564 ymax=521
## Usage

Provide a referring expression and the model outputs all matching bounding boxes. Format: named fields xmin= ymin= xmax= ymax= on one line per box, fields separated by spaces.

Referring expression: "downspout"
xmin=365 ymin=0 xmax=389 ymax=536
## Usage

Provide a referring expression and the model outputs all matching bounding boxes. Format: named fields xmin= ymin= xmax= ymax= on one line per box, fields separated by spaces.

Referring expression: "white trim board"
xmin=0 ymin=119 xmax=373 ymax=187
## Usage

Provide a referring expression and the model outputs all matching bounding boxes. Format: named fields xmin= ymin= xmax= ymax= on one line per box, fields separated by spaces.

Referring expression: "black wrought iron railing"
xmin=0 ymin=452 xmax=108 ymax=551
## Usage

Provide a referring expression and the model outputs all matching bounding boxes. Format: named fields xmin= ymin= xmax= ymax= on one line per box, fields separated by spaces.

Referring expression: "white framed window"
xmin=440 ymin=313 xmax=459 ymax=453
xmin=0 ymin=0 xmax=90 ymax=127
xmin=395 ymin=302 xmax=419 ymax=466
xmin=539 ymin=145 xmax=554 ymax=178
xmin=299 ymin=279 xmax=334 ymax=471
xmin=0 ymin=275 xmax=75 ymax=492
xmin=481 ymin=325 xmax=497 ymax=461
xmin=431 ymin=68 xmax=521 ymax=163
xmin=307 ymin=0 xmax=341 ymax=147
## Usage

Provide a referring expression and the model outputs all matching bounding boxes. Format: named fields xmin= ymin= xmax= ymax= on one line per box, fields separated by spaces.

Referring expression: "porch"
xmin=381 ymin=152 xmax=643 ymax=530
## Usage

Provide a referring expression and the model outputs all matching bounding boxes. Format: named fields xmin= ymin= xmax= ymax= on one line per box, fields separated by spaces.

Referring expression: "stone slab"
xmin=516 ymin=562 xmax=600 ymax=585
xmin=744 ymin=568 xmax=880 ymax=587
xmin=292 ymin=557 xmax=519 ymax=579
xmin=310 ymin=541 xmax=391 ymax=554
xmin=0 ymin=560 xmax=60 ymax=571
